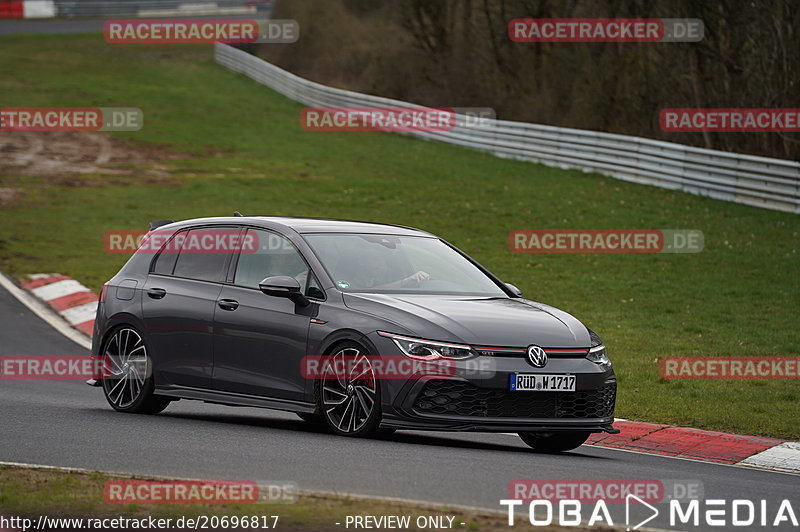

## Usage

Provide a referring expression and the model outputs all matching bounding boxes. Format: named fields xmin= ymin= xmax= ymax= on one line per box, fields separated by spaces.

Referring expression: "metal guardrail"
xmin=215 ymin=43 xmax=800 ymax=214
xmin=55 ymin=0 xmax=269 ymax=17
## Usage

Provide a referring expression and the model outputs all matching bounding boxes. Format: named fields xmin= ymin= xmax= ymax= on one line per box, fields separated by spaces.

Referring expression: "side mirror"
xmin=504 ymin=282 xmax=523 ymax=296
xmin=259 ymin=276 xmax=310 ymax=307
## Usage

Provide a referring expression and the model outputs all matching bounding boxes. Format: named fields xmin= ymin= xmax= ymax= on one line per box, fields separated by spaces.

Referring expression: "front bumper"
xmin=381 ymin=375 xmax=617 ymax=433
xmin=370 ymin=332 xmax=617 ymax=433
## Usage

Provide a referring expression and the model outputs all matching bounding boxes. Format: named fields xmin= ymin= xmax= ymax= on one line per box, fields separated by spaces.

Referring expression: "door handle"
xmin=218 ymin=299 xmax=239 ymax=311
xmin=147 ymin=288 xmax=166 ymax=299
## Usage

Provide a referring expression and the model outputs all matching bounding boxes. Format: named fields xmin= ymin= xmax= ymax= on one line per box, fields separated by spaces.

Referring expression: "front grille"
xmin=476 ymin=348 xmax=589 ymax=358
xmin=412 ymin=380 xmax=616 ymax=419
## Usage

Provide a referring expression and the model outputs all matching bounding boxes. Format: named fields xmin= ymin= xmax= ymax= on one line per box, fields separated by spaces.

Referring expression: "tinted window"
xmin=303 ymin=233 xmax=505 ymax=296
xmin=172 ymin=228 xmax=232 ymax=282
xmin=151 ymin=231 xmax=180 ymax=275
xmin=234 ymin=229 xmax=310 ymax=289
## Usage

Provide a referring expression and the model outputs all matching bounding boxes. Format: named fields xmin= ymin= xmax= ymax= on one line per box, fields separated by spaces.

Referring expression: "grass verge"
xmin=0 ymin=465 xmax=593 ymax=531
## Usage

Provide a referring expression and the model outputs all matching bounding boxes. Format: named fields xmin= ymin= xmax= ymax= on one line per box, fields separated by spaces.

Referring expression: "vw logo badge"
xmin=527 ymin=345 xmax=548 ymax=368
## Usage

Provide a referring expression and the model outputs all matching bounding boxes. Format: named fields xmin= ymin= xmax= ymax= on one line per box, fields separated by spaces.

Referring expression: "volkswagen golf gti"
xmin=89 ymin=215 xmax=617 ymax=452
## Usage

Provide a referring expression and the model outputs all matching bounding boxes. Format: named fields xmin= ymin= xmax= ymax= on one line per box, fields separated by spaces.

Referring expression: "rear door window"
xmin=172 ymin=227 xmax=237 ymax=282
xmin=151 ymin=232 xmax=181 ymax=275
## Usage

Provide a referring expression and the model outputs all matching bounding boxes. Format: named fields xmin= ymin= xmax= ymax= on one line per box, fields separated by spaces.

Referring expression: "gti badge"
xmin=527 ymin=345 xmax=548 ymax=368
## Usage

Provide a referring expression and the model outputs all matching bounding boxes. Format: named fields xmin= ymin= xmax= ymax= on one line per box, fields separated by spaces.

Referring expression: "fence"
xmin=215 ymin=43 xmax=800 ymax=214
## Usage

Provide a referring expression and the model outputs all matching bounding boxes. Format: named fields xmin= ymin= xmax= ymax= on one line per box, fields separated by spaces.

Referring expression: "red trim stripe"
xmin=472 ymin=346 xmax=589 ymax=352
xmin=473 ymin=346 xmax=526 ymax=352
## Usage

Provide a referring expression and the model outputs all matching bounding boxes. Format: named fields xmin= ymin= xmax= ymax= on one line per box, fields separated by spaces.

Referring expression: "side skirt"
xmin=154 ymin=385 xmax=317 ymax=413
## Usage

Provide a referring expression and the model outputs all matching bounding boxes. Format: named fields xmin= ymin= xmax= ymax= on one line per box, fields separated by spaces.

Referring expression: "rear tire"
xmin=518 ymin=431 xmax=590 ymax=452
xmin=101 ymin=326 xmax=170 ymax=415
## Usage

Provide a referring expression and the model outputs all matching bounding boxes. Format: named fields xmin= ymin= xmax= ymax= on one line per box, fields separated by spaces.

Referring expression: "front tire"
xmin=318 ymin=342 xmax=381 ymax=437
xmin=518 ymin=431 xmax=590 ymax=452
xmin=101 ymin=326 xmax=170 ymax=414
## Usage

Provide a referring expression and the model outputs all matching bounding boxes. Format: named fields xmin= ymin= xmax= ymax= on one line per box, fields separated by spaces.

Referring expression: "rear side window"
xmin=151 ymin=232 xmax=180 ymax=275
xmin=171 ymin=228 xmax=234 ymax=282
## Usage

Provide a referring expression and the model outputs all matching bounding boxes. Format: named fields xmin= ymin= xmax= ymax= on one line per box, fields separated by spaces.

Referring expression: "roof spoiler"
xmin=148 ymin=220 xmax=174 ymax=231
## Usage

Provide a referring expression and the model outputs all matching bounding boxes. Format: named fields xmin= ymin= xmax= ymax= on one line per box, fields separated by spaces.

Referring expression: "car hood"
xmin=342 ymin=293 xmax=590 ymax=348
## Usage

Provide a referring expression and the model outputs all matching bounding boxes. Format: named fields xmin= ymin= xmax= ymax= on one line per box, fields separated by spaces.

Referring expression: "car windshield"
xmin=303 ymin=233 xmax=507 ymax=296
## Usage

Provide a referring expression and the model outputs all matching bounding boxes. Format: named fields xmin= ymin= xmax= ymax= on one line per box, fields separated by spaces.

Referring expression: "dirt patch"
xmin=0 ymin=131 xmax=179 ymax=183
xmin=0 ymin=187 xmax=22 ymax=208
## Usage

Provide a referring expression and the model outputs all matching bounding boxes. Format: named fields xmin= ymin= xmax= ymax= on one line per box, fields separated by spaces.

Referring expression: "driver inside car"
xmin=352 ymin=248 xmax=430 ymax=289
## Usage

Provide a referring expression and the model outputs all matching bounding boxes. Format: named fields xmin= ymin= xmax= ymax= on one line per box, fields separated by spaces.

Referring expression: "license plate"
xmin=510 ymin=373 xmax=575 ymax=391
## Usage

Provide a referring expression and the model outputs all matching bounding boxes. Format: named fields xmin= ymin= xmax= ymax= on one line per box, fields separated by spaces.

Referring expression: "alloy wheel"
xmin=321 ymin=347 xmax=377 ymax=433
xmin=102 ymin=327 xmax=149 ymax=409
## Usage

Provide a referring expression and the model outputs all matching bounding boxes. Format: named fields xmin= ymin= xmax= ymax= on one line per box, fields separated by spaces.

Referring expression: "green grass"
xmin=0 ymin=34 xmax=798 ymax=438
xmin=0 ymin=466 xmax=519 ymax=531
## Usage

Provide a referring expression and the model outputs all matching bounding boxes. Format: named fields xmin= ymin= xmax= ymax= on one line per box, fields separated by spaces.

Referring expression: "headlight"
xmin=587 ymin=329 xmax=611 ymax=366
xmin=587 ymin=344 xmax=611 ymax=365
xmin=378 ymin=332 xmax=474 ymax=360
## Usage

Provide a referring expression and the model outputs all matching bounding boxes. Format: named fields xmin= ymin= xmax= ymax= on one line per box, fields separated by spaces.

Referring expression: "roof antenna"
xmin=233 ymin=211 xmax=244 ymax=217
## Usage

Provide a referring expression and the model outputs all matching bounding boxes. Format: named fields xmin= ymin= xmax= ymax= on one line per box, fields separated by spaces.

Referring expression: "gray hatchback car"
xmin=89 ymin=216 xmax=617 ymax=452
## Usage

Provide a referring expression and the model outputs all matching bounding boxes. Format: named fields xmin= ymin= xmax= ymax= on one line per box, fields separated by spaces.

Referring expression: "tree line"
xmin=261 ymin=0 xmax=799 ymax=160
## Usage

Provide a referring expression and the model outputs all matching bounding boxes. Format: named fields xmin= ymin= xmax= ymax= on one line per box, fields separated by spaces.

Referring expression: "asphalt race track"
xmin=0 ymin=281 xmax=798 ymax=531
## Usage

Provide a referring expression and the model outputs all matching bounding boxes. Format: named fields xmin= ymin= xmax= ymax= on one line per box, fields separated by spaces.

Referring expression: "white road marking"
xmin=739 ymin=442 xmax=800 ymax=473
xmin=30 ymin=279 xmax=88 ymax=301
xmin=60 ymin=301 xmax=98 ymax=325
xmin=23 ymin=0 xmax=56 ymax=18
